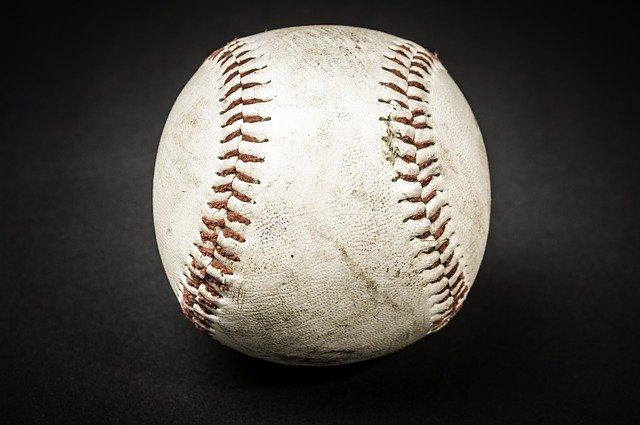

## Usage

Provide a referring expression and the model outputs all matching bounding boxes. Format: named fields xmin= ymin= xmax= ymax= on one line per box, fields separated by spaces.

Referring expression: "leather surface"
xmin=153 ymin=26 xmax=490 ymax=364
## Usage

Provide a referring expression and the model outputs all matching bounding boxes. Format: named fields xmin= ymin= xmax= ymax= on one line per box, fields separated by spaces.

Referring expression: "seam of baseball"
xmin=177 ymin=39 xmax=271 ymax=334
xmin=378 ymin=40 xmax=469 ymax=331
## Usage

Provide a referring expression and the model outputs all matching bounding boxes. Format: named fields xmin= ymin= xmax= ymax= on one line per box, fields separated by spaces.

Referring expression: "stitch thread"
xmin=178 ymin=39 xmax=271 ymax=334
xmin=379 ymin=41 xmax=468 ymax=331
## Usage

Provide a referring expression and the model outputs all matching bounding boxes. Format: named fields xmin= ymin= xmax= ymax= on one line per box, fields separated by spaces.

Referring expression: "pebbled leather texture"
xmin=153 ymin=25 xmax=490 ymax=365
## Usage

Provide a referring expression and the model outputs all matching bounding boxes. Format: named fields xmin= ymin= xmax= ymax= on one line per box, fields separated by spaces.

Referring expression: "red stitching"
xmin=380 ymin=41 xmax=467 ymax=330
xmin=180 ymin=39 xmax=271 ymax=332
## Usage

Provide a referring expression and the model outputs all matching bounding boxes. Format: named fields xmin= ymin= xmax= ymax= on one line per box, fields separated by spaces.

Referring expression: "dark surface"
xmin=2 ymin=1 xmax=639 ymax=424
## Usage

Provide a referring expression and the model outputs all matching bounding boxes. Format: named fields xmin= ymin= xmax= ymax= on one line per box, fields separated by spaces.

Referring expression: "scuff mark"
xmin=380 ymin=114 xmax=402 ymax=165
xmin=337 ymin=246 xmax=410 ymax=315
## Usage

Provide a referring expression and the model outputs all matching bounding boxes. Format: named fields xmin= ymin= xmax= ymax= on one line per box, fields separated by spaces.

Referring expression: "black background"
xmin=2 ymin=1 xmax=639 ymax=424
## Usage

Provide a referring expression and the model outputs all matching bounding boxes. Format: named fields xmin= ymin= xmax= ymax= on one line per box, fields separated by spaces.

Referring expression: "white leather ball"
xmin=153 ymin=25 xmax=490 ymax=365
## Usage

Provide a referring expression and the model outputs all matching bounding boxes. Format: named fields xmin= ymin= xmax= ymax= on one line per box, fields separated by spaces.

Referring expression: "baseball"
xmin=153 ymin=25 xmax=490 ymax=365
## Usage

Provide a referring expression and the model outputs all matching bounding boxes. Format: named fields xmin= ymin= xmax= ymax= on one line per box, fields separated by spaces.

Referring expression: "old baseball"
xmin=153 ymin=26 xmax=490 ymax=365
